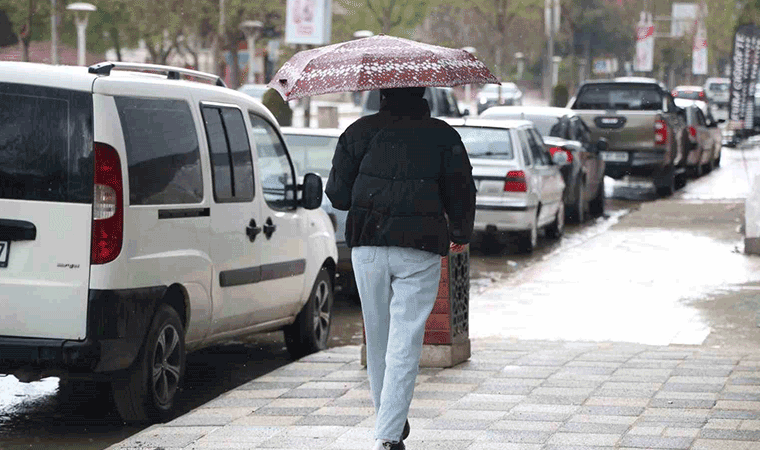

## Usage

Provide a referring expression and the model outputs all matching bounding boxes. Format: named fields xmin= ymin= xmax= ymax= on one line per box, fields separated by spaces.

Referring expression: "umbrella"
xmin=268 ymin=35 xmax=499 ymax=101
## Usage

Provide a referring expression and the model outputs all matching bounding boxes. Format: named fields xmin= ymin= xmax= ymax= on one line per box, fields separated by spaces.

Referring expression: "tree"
xmin=0 ymin=0 xmax=50 ymax=61
xmin=335 ymin=0 xmax=430 ymax=37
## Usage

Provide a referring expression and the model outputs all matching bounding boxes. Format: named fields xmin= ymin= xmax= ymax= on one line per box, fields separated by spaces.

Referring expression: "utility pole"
xmin=544 ymin=0 xmax=557 ymax=104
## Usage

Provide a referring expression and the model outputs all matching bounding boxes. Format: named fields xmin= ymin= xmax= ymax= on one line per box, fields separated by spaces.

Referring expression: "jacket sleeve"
xmin=325 ymin=132 xmax=358 ymax=211
xmin=441 ymin=137 xmax=477 ymax=244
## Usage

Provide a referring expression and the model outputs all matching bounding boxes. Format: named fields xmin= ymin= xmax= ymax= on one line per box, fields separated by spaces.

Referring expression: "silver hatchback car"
xmin=444 ymin=118 xmax=568 ymax=253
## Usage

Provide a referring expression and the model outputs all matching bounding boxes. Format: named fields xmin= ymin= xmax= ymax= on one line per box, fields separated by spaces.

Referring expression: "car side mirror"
xmin=463 ymin=108 xmax=470 ymax=116
xmin=300 ymin=173 xmax=323 ymax=210
xmin=552 ymin=150 xmax=570 ymax=166
xmin=718 ymin=119 xmax=726 ymax=124
xmin=595 ymin=138 xmax=609 ymax=153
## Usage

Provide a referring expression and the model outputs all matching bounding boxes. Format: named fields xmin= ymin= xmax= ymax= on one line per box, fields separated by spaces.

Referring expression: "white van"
xmin=0 ymin=62 xmax=338 ymax=422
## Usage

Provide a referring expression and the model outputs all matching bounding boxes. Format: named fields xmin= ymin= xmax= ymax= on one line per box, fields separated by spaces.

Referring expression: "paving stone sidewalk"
xmin=107 ymin=339 xmax=760 ymax=450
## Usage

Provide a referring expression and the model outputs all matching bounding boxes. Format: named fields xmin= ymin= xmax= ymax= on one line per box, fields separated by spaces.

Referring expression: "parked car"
xmin=237 ymin=83 xmax=270 ymax=101
xmin=477 ymin=82 xmax=523 ymax=115
xmin=568 ymin=77 xmax=688 ymax=196
xmin=704 ymin=77 xmax=730 ymax=108
xmin=360 ymin=86 xmax=465 ymax=118
xmin=675 ymin=100 xmax=723 ymax=176
xmin=444 ymin=118 xmax=568 ymax=253
xmin=0 ymin=61 xmax=338 ymax=423
xmin=280 ymin=127 xmax=356 ymax=297
xmin=479 ymin=106 xmax=607 ymax=222
xmin=672 ymin=85 xmax=707 ymax=102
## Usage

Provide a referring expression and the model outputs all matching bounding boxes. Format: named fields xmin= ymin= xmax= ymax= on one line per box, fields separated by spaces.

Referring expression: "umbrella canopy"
xmin=268 ymin=35 xmax=499 ymax=101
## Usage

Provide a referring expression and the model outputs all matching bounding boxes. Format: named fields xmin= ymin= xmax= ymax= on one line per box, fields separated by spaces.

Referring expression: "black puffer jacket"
xmin=325 ymin=94 xmax=476 ymax=256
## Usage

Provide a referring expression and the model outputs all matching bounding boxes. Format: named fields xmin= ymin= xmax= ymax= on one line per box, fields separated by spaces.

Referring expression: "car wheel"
xmin=112 ymin=304 xmax=185 ymax=423
xmin=655 ymin=167 xmax=676 ymax=197
xmin=284 ymin=267 xmax=333 ymax=359
xmin=516 ymin=215 xmax=538 ymax=254
xmin=568 ymin=181 xmax=586 ymax=224
xmin=545 ymin=202 xmax=564 ymax=239
xmin=588 ymin=178 xmax=605 ymax=217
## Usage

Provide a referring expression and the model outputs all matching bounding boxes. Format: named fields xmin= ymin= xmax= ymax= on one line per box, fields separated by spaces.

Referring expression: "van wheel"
xmin=545 ymin=202 xmax=564 ymax=239
xmin=589 ymin=178 xmax=605 ymax=217
xmin=568 ymin=181 xmax=586 ymax=224
xmin=284 ymin=267 xmax=333 ymax=359
xmin=112 ymin=304 xmax=185 ymax=423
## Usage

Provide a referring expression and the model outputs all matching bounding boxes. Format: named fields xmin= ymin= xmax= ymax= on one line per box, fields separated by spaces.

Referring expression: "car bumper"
xmin=0 ymin=287 xmax=164 ymax=377
xmin=603 ymin=150 xmax=668 ymax=179
xmin=474 ymin=203 xmax=537 ymax=233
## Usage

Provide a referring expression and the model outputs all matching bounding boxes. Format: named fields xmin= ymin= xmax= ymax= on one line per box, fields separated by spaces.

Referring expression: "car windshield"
xmin=708 ymin=82 xmax=729 ymax=92
xmin=574 ymin=84 xmax=662 ymax=110
xmin=452 ymin=126 xmax=514 ymax=160
xmin=281 ymin=133 xmax=339 ymax=178
xmin=239 ymin=85 xmax=269 ymax=99
xmin=481 ymin=112 xmax=561 ymax=137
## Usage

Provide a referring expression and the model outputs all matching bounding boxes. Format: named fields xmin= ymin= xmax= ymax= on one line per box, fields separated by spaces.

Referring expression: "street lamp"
xmin=240 ymin=20 xmax=263 ymax=84
xmin=66 ymin=2 xmax=96 ymax=66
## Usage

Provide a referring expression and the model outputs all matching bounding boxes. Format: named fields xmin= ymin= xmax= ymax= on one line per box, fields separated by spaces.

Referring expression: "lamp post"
xmin=462 ymin=47 xmax=476 ymax=115
xmin=66 ymin=2 xmax=96 ymax=66
xmin=240 ymin=20 xmax=263 ymax=84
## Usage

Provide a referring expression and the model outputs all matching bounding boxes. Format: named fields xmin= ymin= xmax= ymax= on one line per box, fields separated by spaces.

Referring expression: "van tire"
xmin=284 ymin=267 xmax=333 ymax=359
xmin=112 ymin=304 xmax=185 ymax=423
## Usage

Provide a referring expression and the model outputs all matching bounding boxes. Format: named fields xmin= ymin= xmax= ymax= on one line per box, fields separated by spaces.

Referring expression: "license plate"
xmin=600 ymin=151 xmax=629 ymax=162
xmin=0 ymin=241 xmax=9 ymax=268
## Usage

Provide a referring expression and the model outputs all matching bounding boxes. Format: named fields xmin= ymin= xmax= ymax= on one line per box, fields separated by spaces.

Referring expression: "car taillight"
xmin=654 ymin=119 xmax=668 ymax=145
xmin=688 ymin=125 xmax=697 ymax=140
xmin=504 ymin=170 xmax=527 ymax=192
xmin=698 ymin=91 xmax=705 ymax=99
xmin=672 ymin=90 xmax=678 ymax=97
xmin=548 ymin=146 xmax=573 ymax=164
xmin=91 ymin=142 xmax=123 ymax=265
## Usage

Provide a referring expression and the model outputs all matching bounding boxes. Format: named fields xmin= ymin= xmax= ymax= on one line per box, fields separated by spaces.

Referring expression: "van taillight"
xmin=91 ymin=142 xmax=123 ymax=265
xmin=654 ymin=119 xmax=668 ymax=145
xmin=548 ymin=146 xmax=573 ymax=164
xmin=504 ymin=170 xmax=527 ymax=192
xmin=688 ymin=125 xmax=697 ymax=141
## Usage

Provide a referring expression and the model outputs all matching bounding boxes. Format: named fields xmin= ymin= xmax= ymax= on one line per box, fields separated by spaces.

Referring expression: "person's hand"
xmin=450 ymin=242 xmax=467 ymax=253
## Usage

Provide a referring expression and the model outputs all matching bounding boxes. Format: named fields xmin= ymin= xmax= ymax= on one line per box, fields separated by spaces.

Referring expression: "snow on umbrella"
xmin=268 ymin=35 xmax=500 ymax=101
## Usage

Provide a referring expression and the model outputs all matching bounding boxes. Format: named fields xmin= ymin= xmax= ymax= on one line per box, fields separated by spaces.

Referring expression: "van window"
xmin=201 ymin=106 xmax=254 ymax=202
xmin=0 ymin=83 xmax=93 ymax=203
xmin=115 ymin=97 xmax=203 ymax=205
xmin=249 ymin=114 xmax=296 ymax=210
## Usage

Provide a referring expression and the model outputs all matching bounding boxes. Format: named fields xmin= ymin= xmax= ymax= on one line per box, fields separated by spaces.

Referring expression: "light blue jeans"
xmin=352 ymin=246 xmax=442 ymax=442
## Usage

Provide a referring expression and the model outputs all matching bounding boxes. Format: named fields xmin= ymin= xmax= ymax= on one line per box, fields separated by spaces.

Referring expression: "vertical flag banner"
xmin=692 ymin=4 xmax=708 ymax=75
xmin=729 ymin=24 xmax=760 ymax=129
xmin=285 ymin=0 xmax=332 ymax=45
xmin=634 ymin=12 xmax=655 ymax=72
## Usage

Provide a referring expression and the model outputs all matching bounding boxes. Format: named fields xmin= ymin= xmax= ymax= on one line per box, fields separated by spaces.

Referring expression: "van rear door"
xmin=0 ymin=83 xmax=94 ymax=340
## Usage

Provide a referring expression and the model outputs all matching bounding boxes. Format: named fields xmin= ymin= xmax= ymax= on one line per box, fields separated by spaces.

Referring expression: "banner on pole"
xmin=634 ymin=12 xmax=654 ymax=73
xmin=692 ymin=3 xmax=708 ymax=76
xmin=729 ymin=23 xmax=760 ymax=130
xmin=285 ymin=0 xmax=332 ymax=45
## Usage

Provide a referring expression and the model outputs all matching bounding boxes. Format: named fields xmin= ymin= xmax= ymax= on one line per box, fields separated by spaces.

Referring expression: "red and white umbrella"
xmin=268 ymin=35 xmax=500 ymax=101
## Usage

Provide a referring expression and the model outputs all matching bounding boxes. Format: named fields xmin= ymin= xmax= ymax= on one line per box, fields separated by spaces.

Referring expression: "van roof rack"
xmin=88 ymin=62 xmax=227 ymax=88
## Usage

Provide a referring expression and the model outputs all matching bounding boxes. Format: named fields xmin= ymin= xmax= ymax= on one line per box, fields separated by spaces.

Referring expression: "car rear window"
xmin=708 ymin=82 xmax=729 ymax=92
xmin=675 ymin=90 xmax=703 ymax=100
xmin=115 ymin=97 xmax=204 ymax=205
xmin=574 ymin=84 xmax=662 ymax=110
xmin=453 ymin=126 xmax=514 ymax=160
xmin=0 ymin=83 xmax=93 ymax=203
xmin=282 ymin=133 xmax=338 ymax=178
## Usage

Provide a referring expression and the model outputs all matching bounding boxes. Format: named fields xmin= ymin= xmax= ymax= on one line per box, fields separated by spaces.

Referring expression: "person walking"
xmin=325 ymin=86 xmax=476 ymax=450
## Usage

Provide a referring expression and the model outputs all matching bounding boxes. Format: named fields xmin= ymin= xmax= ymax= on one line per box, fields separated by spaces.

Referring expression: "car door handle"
xmin=246 ymin=219 xmax=262 ymax=242
xmin=263 ymin=217 xmax=276 ymax=239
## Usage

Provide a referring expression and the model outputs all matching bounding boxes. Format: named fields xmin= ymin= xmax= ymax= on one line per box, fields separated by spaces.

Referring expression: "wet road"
xmin=2 ymin=145 xmax=760 ymax=449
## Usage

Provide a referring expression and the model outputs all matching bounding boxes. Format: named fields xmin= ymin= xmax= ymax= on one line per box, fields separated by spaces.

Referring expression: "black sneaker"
xmin=382 ymin=441 xmax=405 ymax=450
xmin=402 ymin=419 xmax=410 ymax=440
